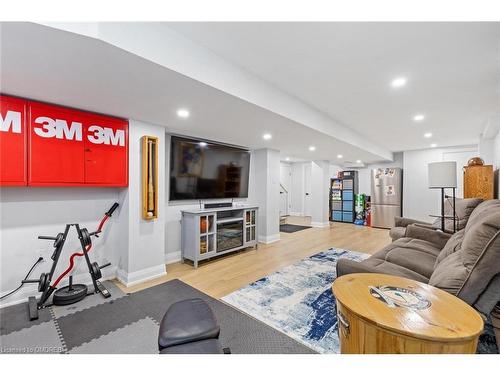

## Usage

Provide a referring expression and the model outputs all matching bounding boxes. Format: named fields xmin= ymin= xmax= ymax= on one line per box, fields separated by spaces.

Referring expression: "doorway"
xmin=304 ymin=163 xmax=312 ymax=216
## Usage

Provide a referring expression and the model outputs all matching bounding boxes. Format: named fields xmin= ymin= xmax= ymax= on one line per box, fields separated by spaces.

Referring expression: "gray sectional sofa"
xmin=389 ymin=197 xmax=483 ymax=241
xmin=337 ymin=199 xmax=500 ymax=343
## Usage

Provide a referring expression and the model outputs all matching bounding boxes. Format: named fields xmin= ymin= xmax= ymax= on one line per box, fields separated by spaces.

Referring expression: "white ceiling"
xmin=168 ymin=22 xmax=500 ymax=151
xmin=0 ymin=22 xmax=384 ymax=164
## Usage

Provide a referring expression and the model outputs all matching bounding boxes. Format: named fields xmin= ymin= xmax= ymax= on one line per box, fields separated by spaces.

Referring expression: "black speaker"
xmin=204 ymin=202 xmax=233 ymax=209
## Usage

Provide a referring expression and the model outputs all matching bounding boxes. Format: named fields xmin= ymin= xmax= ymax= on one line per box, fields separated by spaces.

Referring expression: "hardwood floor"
xmin=115 ymin=217 xmax=391 ymax=299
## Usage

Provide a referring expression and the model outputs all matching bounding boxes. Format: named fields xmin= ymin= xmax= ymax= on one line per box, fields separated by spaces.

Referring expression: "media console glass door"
xmin=199 ymin=214 xmax=215 ymax=255
xmin=245 ymin=209 xmax=257 ymax=243
xmin=217 ymin=221 xmax=243 ymax=252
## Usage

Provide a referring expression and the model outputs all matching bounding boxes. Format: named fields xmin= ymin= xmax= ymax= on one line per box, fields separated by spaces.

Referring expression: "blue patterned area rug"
xmin=222 ymin=248 xmax=499 ymax=354
xmin=222 ymin=248 xmax=368 ymax=353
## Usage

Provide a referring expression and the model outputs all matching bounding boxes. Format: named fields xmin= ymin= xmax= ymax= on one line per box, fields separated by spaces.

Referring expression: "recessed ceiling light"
xmin=177 ymin=109 xmax=190 ymax=118
xmin=309 ymin=146 xmax=316 ymax=151
xmin=285 ymin=157 xmax=290 ymax=161
xmin=424 ymin=132 xmax=433 ymax=138
xmin=337 ymin=154 xmax=343 ymax=159
xmin=356 ymin=160 xmax=362 ymax=164
xmin=413 ymin=114 xmax=425 ymax=122
xmin=430 ymin=143 xmax=437 ymax=148
xmin=391 ymin=77 xmax=407 ymax=88
xmin=199 ymin=142 xmax=207 ymax=147
xmin=263 ymin=133 xmax=272 ymax=140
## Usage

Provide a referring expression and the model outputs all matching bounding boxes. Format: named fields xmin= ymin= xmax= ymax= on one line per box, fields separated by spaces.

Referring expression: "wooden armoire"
xmin=463 ymin=165 xmax=494 ymax=200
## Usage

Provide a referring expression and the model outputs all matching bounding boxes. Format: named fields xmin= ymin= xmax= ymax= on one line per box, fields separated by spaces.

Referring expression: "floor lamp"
xmin=428 ymin=161 xmax=457 ymax=232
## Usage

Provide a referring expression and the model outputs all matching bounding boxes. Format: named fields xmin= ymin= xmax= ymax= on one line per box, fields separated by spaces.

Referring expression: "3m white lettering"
xmin=87 ymin=125 xmax=125 ymax=146
xmin=0 ymin=110 xmax=22 ymax=133
xmin=34 ymin=117 xmax=82 ymax=141
xmin=31 ymin=116 xmax=123 ymax=146
xmin=56 ymin=119 xmax=82 ymax=141
xmin=33 ymin=117 xmax=54 ymax=138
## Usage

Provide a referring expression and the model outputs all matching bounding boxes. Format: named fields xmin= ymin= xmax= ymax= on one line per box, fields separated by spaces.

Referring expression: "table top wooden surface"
xmin=332 ymin=273 xmax=484 ymax=342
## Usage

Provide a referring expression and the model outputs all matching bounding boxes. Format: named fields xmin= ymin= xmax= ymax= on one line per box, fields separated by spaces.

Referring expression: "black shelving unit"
xmin=329 ymin=170 xmax=358 ymax=223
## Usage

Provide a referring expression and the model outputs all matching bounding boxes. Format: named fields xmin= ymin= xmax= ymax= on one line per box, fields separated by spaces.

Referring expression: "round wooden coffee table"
xmin=332 ymin=273 xmax=484 ymax=354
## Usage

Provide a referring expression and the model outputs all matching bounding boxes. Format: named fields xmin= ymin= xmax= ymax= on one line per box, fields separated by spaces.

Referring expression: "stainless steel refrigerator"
xmin=371 ymin=168 xmax=403 ymax=229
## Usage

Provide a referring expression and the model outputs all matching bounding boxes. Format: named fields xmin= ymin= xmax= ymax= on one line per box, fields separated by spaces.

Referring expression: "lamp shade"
xmin=428 ymin=161 xmax=457 ymax=188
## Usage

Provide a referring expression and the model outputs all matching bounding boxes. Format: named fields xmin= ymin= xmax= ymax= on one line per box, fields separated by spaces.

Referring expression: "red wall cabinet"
xmin=28 ymin=102 xmax=128 ymax=186
xmin=83 ymin=113 xmax=128 ymax=186
xmin=29 ymin=101 xmax=86 ymax=185
xmin=0 ymin=95 xmax=28 ymax=186
xmin=1 ymin=94 xmax=128 ymax=187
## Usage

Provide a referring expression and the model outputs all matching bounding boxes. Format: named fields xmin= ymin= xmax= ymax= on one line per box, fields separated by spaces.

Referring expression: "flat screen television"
xmin=169 ymin=136 xmax=251 ymax=201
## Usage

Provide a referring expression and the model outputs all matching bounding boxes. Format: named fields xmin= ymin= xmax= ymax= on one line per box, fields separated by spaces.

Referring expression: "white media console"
xmin=181 ymin=205 xmax=259 ymax=268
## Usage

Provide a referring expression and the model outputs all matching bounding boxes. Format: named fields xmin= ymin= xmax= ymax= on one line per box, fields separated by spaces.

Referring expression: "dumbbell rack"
xmin=23 ymin=223 xmax=111 ymax=320
xmin=51 ymin=224 xmax=111 ymax=306
xmin=24 ymin=225 xmax=72 ymax=319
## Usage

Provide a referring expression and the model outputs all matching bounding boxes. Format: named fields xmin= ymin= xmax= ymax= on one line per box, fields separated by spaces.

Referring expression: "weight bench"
xmin=158 ymin=298 xmax=228 ymax=354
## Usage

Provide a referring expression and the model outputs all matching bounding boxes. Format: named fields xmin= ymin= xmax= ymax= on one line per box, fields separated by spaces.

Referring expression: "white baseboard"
xmin=258 ymin=233 xmax=280 ymax=244
xmin=311 ymin=221 xmax=330 ymax=228
xmin=0 ymin=266 xmax=118 ymax=309
xmin=116 ymin=264 xmax=166 ymax=287
xmin=165 ymin=251 xmax=182 ymax=265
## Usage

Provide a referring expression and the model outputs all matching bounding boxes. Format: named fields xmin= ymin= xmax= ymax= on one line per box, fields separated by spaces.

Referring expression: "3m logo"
xmin=32 ymin=117 xmax=125 ymax=147
xmin=87 ymin=125 xmax=125 ymax=147
xmin=0 ymin=110 xmax=22 ymax=134
xmin=34 ymin=117 xmax=83 ymax=141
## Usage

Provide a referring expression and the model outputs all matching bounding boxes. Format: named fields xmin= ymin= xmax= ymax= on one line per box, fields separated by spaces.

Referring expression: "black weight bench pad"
xmin=158 ymin=298 xmax=220 ymax=350
xmin=160 ymin=339 xmax=223 ymax=354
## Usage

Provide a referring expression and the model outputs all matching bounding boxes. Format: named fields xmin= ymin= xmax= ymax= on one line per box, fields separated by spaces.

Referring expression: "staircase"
xmin=280 ymin=183 xmax=289 ymax=225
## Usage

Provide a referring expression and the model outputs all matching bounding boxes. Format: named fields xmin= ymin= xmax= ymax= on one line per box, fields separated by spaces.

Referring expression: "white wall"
xmin=279 ymin=162 xmax=292 ymax=216
xmin=289 ymin=163 xmax=306 ymax=216
xmin=0 ymin=188 xmax=123 ymax=307
xmin=333 ymin=147 xmax=479 ymax=222
xmin=280 ymin=162 xmax=292 ymax=192
xmin=115 ymin=120 xmax=167 ymax=286
xmin=303 ymin=163 xmax=312 ymax=216
xmin=287 ymin=161 xmax=341 ymax=219
xmin=403 ymin=145 xmax=477 ymax=221
xmin=329 ymin=164 xmax=343 ymax=179
xmin=310 ymin=161 xmax=330 ymax=227
xmin=251 ymin=149 xmax=280 ymax=243
xmin=479 ymin=137 xmax=495 ymax=165
xmin=288 ymin=162 xmax=313 ymax=216
xmin=355 ymin=152 xmax=404 ymax=196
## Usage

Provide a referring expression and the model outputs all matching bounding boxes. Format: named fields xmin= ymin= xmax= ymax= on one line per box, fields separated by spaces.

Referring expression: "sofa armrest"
xmin=336 ymin=258 xmax=379 ymax=278
xmin=405 ymin=224 xmax=452 ymax=249
xmin=412 ymin=223 xmax=435 ymax=230
xmin=394 ymin=216 xmax=431 ymax=228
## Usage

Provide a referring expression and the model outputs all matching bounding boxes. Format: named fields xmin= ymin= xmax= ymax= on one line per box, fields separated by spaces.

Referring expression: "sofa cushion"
xmin=336 ymin=257 xmax=429 ymax=283
xmin=432 ymin=197 xmax=483 ymax=232
xmin=404 ymin=224 xmax=451 ymax=249
xmin=361 ymin=258 xmax=430 ymax=283
xmin=465 ymin=199 xmax=499 ymax=231
xmin=384 ymin=248 xmax=437 ymax=279
xmin=389 ymin=226 xmax=406 ymax=241
xmin=369 ymin=238 xmax=440 ymax=279
xmin=430 ymin=200 xmax=500 ymax=305
xmin=391 ymin=237 xmax=442 ymax=257
xmin=434 ymin=229 xmax=465 ymax=267
xmin=428 ymin=251 xmax=469 ymax=296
